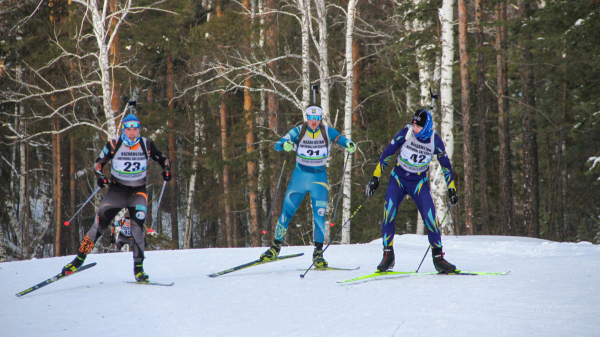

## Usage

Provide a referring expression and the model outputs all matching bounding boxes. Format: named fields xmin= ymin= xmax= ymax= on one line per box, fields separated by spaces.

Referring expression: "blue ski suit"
xmin=373 ymin=125 xmax=456 ymax=249
xmin=273 ymin=125 xmax=351 ymax=244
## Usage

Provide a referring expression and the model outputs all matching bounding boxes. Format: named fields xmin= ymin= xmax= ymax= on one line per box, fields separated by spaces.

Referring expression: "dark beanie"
xmin=412 ymin=109 xmax=428 ymax=127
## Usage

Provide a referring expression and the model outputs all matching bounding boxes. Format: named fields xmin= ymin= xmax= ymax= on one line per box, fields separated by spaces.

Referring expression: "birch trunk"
xmin=436 ymin=0 xmax=455 ymax=235
xmin=458 ymin=0 xmax=475 ymax=235
xmin=315 ymin=0 xmax=331 ymax=126
xmin=184 ymin=113 xmax=200 ymax=249
xmin=52 ymin=108 xmax=62 ymax=257
xmin=299 ymin=0 xmax=310 ymax=117
xmin=341 ymin=0 xmax=357 ymax=244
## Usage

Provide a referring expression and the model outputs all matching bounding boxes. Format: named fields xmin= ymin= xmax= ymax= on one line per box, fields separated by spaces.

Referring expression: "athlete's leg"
xmin=381 ymin=170 xmax=408 ymax=247
xmin=274 ymin=168 xmax=309 ymax=242
xmin=407 ymin=176 xmax=442 ymax=249
xmin=308 ymin=170 xmax=329 ymax=244
xmin=127 ymin=187 xmax=148 ymax=280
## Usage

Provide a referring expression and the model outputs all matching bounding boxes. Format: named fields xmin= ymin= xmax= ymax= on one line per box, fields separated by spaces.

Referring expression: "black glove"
xmin=97 ymin=174 xmax=108 ymax=188
xmin=162 ymin=170 xmax=172 ymax=181
xmin=448 ymin=188 xmax=459 ymax=205
xmin=366 ymin=177 xmax=380 ymax=197
xmin=110 ymin=234 xmax=116 ymax=244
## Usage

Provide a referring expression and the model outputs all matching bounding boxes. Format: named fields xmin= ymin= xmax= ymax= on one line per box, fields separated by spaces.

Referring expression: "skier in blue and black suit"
xmin=365 ymin=109 xmax=459 ymax=273
xmin=260 ymin=104 xmax=355 ymax=268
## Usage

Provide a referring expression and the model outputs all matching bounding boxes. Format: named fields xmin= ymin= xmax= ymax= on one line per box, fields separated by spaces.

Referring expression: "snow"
xmin=1 ymin=235 xmax=599 ymax=336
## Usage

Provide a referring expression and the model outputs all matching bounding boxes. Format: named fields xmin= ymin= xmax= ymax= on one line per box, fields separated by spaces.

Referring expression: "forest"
xmin=1 ymin=0 xmax=599 ymax=261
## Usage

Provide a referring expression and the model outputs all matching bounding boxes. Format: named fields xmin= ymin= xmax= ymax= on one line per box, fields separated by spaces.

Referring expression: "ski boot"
xmin=377 ymin=246 xmax=395 ymax=272
xmin=61 ymin=254 xmax=86 ymax=275
xmin=432 ymin=247 xmax=458 ymax=273
xmin=134 ymin=264 xmax=149 ymax=282
xmin=312 ymin=243 xmax=328 ymax=269
xmin=260 ymin=240 xmax=282 ymax=261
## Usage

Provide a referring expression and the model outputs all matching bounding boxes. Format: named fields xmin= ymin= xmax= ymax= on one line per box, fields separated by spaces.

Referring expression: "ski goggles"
xmin=122 ymin=121 xmax=140 ymax=129
xmin=307 ymin=115 xmax=322 ymax=121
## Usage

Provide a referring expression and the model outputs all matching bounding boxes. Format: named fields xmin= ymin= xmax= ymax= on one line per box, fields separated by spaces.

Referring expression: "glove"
xmin=347 ymin=141 xmax=356 ymax=154
xmin=162 ymin=170 xmax=172 ymax=181
xmin=283 ymin=140 xmax=294 ymax=152
xmin=110 ymin=234 xmax=116 ymax=244
xmin=366 ymin=177 xmax=380 ymax=197
xmin=448 ymin=188 xmax=459 ymax=205
xmin=97 ymin=174 xmax=108 ymax=188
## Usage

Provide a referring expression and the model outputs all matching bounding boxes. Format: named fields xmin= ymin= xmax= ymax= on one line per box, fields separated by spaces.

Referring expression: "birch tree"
xmin=340 ymin=0 xmax=357 ymax=244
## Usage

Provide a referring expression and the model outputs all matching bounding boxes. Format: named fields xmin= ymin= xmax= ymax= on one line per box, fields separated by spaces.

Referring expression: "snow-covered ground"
xmin=1 ymin=235 xmax=599 ymax=336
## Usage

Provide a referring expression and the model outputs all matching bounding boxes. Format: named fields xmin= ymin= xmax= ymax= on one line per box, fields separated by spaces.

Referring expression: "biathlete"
xmin=365 ymin=109 xmax=459 ymax=273
xmin=110 ymin=217 xmax=136 ymax=252
xmin=61 ymin=114 xmax=171 ymax=282
xmin=260 ymin=104 xmax=356 ymax=267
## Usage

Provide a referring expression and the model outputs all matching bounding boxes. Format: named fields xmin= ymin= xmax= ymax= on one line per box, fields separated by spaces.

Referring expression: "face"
xmin=124 ymin=127 xmax=139 ymax=141
xmin=308 ymin=118 xmax=321 ymax=130
xmin=412 ymin=123 xmax=423 ymax=134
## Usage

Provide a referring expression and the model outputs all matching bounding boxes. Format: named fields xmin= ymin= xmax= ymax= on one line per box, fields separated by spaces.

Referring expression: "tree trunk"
xmin=25 ymin=131 xmax=30 ymax=258
xmin=109 ymin=0 xmax=121 ymax=130
xmin=475 ymin=0 xmax=490 ymax=234
xmin=341 ymin=0 xmax=357 ymax=244
xmin=70 ymin=136 xmax=78 ymax=253
xmin=52 ymin=112 xmax=62 ymax=257
xmin=458 ymin=0 xmax=475 ymax=235
xmin=518 ymin=0 xmax=540 ymax=238
xmin=167 ymin=52 xmax=179 ymax=248
xmin=549 ymin=82 xmax=567 ymax=241
xmin=299 ymin=0 xmax=310 ymax=117
xmin=184 ymin=111 xmax=201 ymax=249
xmin=265 ymin=0 xmax=284 ymax=245
xmin=496 ymin=2 xmax=514 ymax=235
xmin=220 ymin=97 xmax=233 ymax=247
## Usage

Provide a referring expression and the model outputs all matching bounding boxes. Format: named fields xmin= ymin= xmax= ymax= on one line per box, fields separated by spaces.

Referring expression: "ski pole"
xmin=300 ymin=195 xmax=370 ymax=278
xmin=328 ymin=151 xmax=351 ymax=228
xmin=262 ymin=151 xmax=289 ymax=236
xmin=415 ymin=202 xmax=452 ymax=273
xmin=64 ymin=186 xmax=102 ymax=226
xmin=152 ymin=181 xmax=167 ymax=228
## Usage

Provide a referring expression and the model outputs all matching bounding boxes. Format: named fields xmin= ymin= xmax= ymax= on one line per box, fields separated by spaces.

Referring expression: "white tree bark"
xmin=436 ymin=0 xmax=455 ymax=235
xmin=299 ymin=0 xmax=310 ymax=117
xmin=341 ymin=0 xmax=357 ymax=244
xmin=184 ymin=113 xmax=201 ymax=249
xmin=315 ymin=0 xmax=330 ymax=126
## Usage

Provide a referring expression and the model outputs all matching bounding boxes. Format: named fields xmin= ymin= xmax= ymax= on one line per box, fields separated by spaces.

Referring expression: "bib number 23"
xmin=123 ymin=162 xmax=141 ymax=172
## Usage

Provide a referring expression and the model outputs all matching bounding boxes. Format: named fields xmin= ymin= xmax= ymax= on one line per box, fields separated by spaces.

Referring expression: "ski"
xmin=338 ymin=270 xmax=510 ymax=284
xmin=126 ymin=281 xmax=174 ymax=286
xmin=299 ymin=266 xmax=360 ymax=271
xmin=208 ymin=253 xmax=304 ymax=278
xmin=15 ymin=263 xmax=98 ymax=297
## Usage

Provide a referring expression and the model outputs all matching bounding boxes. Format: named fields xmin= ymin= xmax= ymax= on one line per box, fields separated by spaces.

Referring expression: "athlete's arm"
xmin=274 ymin=126 xmax=301 ymax=151
xmin=93 ymin=139 xmax=117 ymax=174
xmin=372 ymin=127 xmax=409 ymax=178
xmin=148 ymin=140 xmax=171 ymax=171
xmin=433 ymin=134 xmax=456 ymax=190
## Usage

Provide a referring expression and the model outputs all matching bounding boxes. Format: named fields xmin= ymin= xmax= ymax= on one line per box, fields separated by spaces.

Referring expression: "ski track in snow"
xmin=1 ymin=235 xmax=599 ymax=336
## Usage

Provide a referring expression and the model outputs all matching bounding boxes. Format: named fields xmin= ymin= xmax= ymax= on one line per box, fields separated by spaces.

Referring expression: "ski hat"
xmin=121 ymin=114 xmax=141 ymax=147
xmin=412 ymin=109 xmax=433 ymax=140
xmin=305 ymin=103 xmax=323 ymax=121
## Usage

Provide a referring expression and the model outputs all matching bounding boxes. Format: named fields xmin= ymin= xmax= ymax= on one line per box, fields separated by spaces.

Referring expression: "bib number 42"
xmin=410 ymin=154 xmax=426 ymax=163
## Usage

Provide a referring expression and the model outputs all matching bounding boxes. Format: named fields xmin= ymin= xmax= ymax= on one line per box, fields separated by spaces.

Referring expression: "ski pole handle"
xmin=64 ymin=186 xmax=101 ymax=226
xmin=153 ymin=181 xmax=167 ymax=228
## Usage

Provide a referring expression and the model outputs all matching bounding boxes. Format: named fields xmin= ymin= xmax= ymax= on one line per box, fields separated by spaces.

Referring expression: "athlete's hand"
xmin=162 ymin=170 xmax=172 ymax=181
xmin=283 ymin=141 xmax=294 ymax=152
xmin=448 ymin=188 xmax=459 ymax=205
xmin=110 ymin=234 xmax=116 ymax=244
xmin=97 ymin=174 xmax=108 ymax=188
xmin=347 ymin=141 xmax=356 ymax=154
xmin=366 ymin=177 xmax=380 ymax=197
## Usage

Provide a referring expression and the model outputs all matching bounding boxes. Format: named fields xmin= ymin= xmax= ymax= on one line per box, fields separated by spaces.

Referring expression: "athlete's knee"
xmin=132 ymin=205 xmax=147 ymax=224
xmin=312 ymin=200 xmax=327 ymax=220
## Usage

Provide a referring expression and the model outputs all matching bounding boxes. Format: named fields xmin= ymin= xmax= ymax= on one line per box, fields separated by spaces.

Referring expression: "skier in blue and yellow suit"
xmin=260 ymin=103 xmax=355 ymax=268
xmin=365 ymin=109 xmax=459 ymax=273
